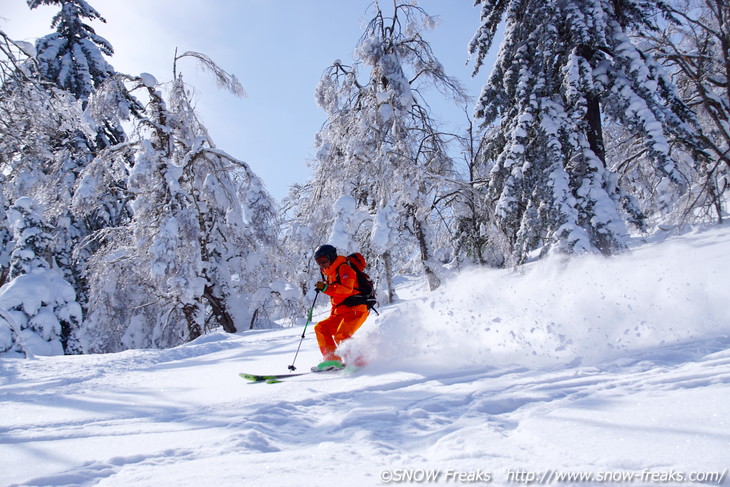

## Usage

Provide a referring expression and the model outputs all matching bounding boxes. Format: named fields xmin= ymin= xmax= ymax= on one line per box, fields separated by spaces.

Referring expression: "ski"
xmin=239 ymin=372 xmax=308 ymax=383
xmin=240 ymin=362 xmax=359 ymax=384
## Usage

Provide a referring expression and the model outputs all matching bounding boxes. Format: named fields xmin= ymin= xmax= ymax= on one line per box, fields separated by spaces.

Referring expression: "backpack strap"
xmin=324 ymin=262 xmax=355 ymax=294
xmin=329 ymin=262 xmax=345 ymax=286
xmin=328 ymin=261 xmax=368 ymax=308
xmin=328 ymin=261 xmax=359 ymax=289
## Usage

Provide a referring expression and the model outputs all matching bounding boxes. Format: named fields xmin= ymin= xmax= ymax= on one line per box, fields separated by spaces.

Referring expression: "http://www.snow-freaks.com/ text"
xmin=378 ymin=467 xmax=727 ymax=484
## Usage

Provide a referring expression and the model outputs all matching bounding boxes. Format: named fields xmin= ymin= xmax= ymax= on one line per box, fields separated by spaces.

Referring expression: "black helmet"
xmin=314 ymin=244 xmax=337 ymax=262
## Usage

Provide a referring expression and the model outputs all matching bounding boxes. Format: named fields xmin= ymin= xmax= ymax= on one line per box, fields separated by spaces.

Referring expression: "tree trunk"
xmin=204 ymin=285 xmax=237 ymax=333
xmin=183 ymin=303 xmax=202 ymax=341
xmin=381 ymin=250 xmax=396 ymax=304
xmin=413 ymin=215 xmax=441 ymax=291
xmin=577 ymin=44 xmax=606 ymax=165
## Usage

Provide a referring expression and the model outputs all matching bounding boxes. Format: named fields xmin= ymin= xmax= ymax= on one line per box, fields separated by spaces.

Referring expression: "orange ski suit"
xmin=314 ymin=255 xmax=369 ymax=362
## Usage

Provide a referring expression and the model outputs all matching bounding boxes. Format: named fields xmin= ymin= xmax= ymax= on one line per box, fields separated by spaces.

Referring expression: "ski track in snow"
xmin=2 ymin=225 xmax=730 ymax=486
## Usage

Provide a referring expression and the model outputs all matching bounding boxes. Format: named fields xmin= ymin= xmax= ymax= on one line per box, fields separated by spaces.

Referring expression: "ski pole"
xmin=288 ymin=290 xmax=319 ymax=371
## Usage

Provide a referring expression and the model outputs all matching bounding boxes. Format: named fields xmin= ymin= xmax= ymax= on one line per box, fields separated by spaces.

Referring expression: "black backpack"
xmin=333 ymin=253 xmax=379 ymax=315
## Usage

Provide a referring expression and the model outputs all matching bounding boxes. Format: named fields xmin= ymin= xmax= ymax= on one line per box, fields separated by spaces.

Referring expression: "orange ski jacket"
xmin=320 ymin=255 xmax=366 ymax=311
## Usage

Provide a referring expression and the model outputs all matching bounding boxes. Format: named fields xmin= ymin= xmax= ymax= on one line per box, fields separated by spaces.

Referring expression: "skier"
xmin=312 ymin=244 xmax=369 ymax=371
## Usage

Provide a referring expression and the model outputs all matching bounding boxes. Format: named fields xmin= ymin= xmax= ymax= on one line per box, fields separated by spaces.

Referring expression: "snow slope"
xmin=1 ymin=224 xmax=729 ymax=487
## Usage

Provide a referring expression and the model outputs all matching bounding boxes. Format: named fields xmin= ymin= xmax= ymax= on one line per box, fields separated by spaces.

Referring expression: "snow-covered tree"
xmin=0 ymin=268 xmax=82 ymax=357
xmin=0 ymin=183 xmax=13 ymax=288
xmin=0 ymin=196 xmax=82 ymax=356
xmin=291 ymin=2 xmax=466 ymax=298
xmin=640 ymin=0 xmax=728 ymax=223
xmin=29 ymin=0 xmax=114 ymax=104
xmin=469 ymin=0 xmax=699 ymax=263
xmin=7 ymin=197 xmax=54 ymax=279
xmin=450 ymin=118 xmax=514 ymax=267
xmin=80 ymin=53 xmax=280 ymax=352
xmin=1 ymin=27 xmax=102 ymax=346
xmin=27 ymin=0 xmax=128 ymax=149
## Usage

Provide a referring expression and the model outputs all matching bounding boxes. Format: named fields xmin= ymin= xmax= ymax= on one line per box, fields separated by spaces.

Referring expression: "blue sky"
xmin=2 ymin=1 xmax=490 ymax=201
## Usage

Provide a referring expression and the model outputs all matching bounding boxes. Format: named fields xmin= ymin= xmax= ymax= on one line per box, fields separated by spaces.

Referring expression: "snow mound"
xmin=342 ymin=224 xmax=730 ymax=371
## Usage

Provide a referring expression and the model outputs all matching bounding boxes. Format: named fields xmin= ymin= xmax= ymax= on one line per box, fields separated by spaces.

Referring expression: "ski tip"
xmin=239 ymin=371 xmax=308 ymax=383
xmin=239 ymin=373 xmax=263 ymax=382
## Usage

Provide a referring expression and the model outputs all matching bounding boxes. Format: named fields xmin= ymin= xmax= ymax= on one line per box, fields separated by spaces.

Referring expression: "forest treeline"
xmin=0 ymin=0 xmax=726 ymax=356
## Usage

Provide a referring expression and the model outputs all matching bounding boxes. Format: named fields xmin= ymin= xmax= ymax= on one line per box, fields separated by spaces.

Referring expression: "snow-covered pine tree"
xmin=0 ymin=29 xmax=95 ymax=352
xmin=0 ymin=197 xmax=82 ymax=356
xmin=28 ymin=0 xmax=114 ymax=105
xmin=469 ymin=0 xmax=698 ymax=263
xmin=295 ymin=2 xmax=466 ymax=298
xmin=7 ymin=0 xmax=124 ymax=314
xmin=7 ymin=197 xmax=54 ymax=279
xmin=28 ymin=0 xmax=127 ymax=151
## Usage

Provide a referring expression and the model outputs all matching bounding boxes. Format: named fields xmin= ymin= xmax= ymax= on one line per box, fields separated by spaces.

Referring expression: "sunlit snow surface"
xmin=1 ymin=224 xmax=729 ymax=486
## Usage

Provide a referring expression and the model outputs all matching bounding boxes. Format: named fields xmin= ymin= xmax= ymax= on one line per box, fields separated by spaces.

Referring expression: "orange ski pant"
xmin=314 ymin=306 xmax=368 ymax=361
